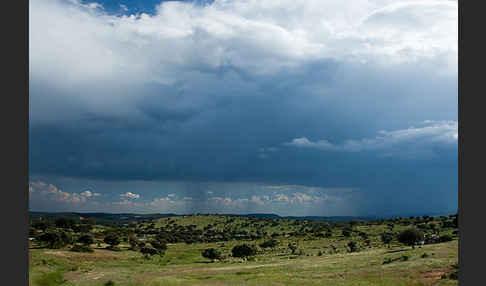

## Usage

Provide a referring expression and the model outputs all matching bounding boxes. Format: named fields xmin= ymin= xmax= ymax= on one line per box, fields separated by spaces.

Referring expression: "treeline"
xmin=29 ymin=213 xmax=458 ymax=261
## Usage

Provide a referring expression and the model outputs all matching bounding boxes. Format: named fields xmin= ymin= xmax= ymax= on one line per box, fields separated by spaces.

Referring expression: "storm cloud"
xmin=29 ymin=0 xmax=457 ymax=216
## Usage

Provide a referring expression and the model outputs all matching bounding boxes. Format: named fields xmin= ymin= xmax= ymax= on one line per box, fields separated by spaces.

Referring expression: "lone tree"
xmin=232 ymin=244 xmax=257 ymax=259
xmin=397 ymin=228 xmax=424 ymax=249
xmin=103 ymin=233 xmax=120 ymax=249
xmin=202 ymin=248 xmax=222 ymax=262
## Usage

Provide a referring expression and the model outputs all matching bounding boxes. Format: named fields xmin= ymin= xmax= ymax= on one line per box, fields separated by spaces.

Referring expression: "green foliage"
xmin=381 ymin=232 xmax=393 ymax=247
xmin=202 ymin=248 xmax=222 ymax=262
xmin=439 ymin=234 xmax=453 ymax=242
xmin=140 ymin=246 xmax=158 ymax=259
xmin=397 ymin=228 xmax=424 ymax=248
xmin=347 ymin=241 xmax=358 ymax=253
xmin=231 ymin=244 xmax=257 ymax=258
xmin=37 ymin=231 xmax=72 ymax=249
xmin=342 ymin=229 xmax=352 ymax=237
xmin=77 ymin=234 xmax=94 ymax=246
xmin=104 ymin=280 xmax=116 ymax=286
xmin=288 ymin=242 xmax=298 ymax=254
xmin=55 ymin=217 xmax=76 ymax=229
xmin=259 ymin=239 xmax=278 ymax=249
xmin=150 ymin=239 xmax=168 ymax=254
xmin=70 ymin=244 xmax=94 ymax=253
xmin=103 ymin=233 xmax=120 ymax=248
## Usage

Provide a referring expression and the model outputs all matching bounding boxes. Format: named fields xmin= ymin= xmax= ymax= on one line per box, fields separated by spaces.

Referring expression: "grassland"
xmin=29 ymin=214 xmax=458 ymax=286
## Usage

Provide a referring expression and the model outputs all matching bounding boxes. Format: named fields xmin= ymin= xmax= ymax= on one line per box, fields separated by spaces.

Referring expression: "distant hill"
xmin=29 ymin=211 xmax=457 ymax=225
xmin=28 ymin=211 xmax=380 ymax=224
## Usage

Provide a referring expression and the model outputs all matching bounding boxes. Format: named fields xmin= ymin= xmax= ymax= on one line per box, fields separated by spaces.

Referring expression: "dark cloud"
xmin=29 ymin=0 xmax=457 ymax=216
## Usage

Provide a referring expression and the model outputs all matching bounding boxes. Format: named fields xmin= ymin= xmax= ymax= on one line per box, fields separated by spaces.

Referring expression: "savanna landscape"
xmin=28 ymin=0 xmax=459 ymax=285
xmin=29 ymin=213 xmax=458 ymax=286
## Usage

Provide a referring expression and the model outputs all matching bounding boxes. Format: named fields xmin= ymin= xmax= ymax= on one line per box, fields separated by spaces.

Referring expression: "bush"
xmin=37 ymin=231 xmax=72 ymax=249
xmin=397 ymin=228 xmax=424 ymax=248
xmin=70 ymin=244 xmax=93 ymax=253
xmin=401 ymin=255 xmax=409 ymax=261
xmin=232 ymin=244 xmax=257 ymax=258
xmin=439 ymin=234 xmax=453 ymax=242
xmin=421 ymin=253 xmax=429 ymax=258
xmin=347 ymin=241 xmax=358 ymax=253
xmin=449 ymin=271 xmax=459 ymax=280
xmin=259 ymin=239 xmax=278 ymax=249
xmin=104 ymin=280 xmax=116 ymax=286
xmin=317 ymin=251 xmax=323 ymax=256
xmin=288 ymin=243 xmax=298 ymax=254
xmin=140 ymin=246 xmax=158 ymax=259
xmin=77 ymin=234 xmax=94 ymax=246
xmin=202 ymin=248 xmax=222 ymax=262
xmin=381 ymin=232 xmax=393 ymax=247
xmin=103 ymin=234 xmax=120 ymax=249
xmin=342 ymin=229 xmax=352 ymax=237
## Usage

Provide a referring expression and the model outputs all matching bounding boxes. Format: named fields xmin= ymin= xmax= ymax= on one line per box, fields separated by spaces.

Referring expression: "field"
xmin=29 ymin=214 xmax=458 ymax=286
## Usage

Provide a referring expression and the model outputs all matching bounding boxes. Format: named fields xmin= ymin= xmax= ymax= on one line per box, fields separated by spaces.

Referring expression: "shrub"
xmin=317 ymin=251 xmax=323 ymax=256
xmin=421 ymin=253 xmax=429 ymax=258
xmin=140 ymin=246 xmax=158 ymax=259
xmin=77 ymin=234 xmax=94 ymax=246
xmin=449 ymin=271 xmax=459 ymax=280
xmin=259 ymin=239 xmax=278 ymax=249
xmin=37 ymin=231 xmax=71 ymax=249
xmin=150 ymin=239 xmax=167 ymax=255
xmin=202 ymin=248 xmax=222 ymax=262
xmin=401 ymin=255 xmax=409 ymax=261
xmin=103 ymin=234 xmax=120 ymax=249
xmin=347 ymin=241 xmax=358 ymax=253
xmin=104 ymin=280 xmax=116 ymax=286
xmin=342 ymin=229 xmax=352 ymax=237
xmin=70 ymin=244 xmax=93 ymax=253
xmin=439 ymin=234 xmax=453 ymax=242
xmin=288 ymin=243 xmax=298 ymax=254
xmin=232 ymin=244 xmax=257 ymax=259
xmin=397 ymin=228 xmax=424 ymax=248
xmin=55 ymin=217 xmax=76 ymax=229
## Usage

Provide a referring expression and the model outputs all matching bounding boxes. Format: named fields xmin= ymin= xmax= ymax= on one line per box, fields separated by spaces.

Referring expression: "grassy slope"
xmin=29 ymin=215 xmax=458 ymax=286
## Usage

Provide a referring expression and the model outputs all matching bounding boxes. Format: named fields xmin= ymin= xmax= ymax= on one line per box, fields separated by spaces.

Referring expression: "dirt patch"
xmin=419 ymin=267 xmax=453 ymax=285
xmin=209 ymin=262 xmax=288 ymax=271
xmin=44 ymin=249 xmax=130 ymax=263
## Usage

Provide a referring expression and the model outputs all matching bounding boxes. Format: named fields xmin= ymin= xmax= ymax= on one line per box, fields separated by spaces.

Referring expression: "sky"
xmin=29 ymin=0 xmax=458 ymax=217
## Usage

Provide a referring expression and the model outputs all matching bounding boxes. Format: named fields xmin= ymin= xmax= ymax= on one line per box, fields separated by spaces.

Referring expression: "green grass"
xmin=29 ymin=215 xmax=458 ymax=286
xmin=30 ymin=240 xmax=458 ymax=286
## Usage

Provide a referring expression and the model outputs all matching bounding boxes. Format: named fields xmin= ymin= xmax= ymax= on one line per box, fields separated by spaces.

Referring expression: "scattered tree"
xmin=77 ymin=234 xmax=94 ymax=246
xmin=397 ymin=228 xmax=424 ymax=249
xmin=347 ymin=241 xmax=358 ymax=253
xmin=103 ymin=233 xmax=120 ymax=249
xmin=201 ymin=248 xmax=222 ymax=262
xmin=232 ymin=244 xmax=257 ymax=259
